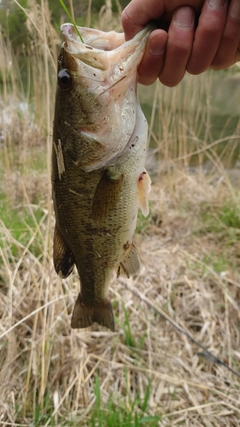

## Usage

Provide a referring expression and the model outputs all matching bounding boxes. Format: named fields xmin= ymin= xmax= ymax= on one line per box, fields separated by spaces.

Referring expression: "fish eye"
xmin=58 ymin=69 xmax=72 ymax=90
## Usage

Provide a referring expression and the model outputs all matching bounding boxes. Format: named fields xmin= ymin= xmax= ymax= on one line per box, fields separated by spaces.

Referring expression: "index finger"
xmin=122 ymin=0 xmax=204 ymax=39
xmin=121 ymin=0 xmax=164 ymax=39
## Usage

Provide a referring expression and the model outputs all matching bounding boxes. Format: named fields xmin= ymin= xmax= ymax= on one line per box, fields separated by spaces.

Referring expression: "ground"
xmin=1 ymin=164 xmax=240 ymax=426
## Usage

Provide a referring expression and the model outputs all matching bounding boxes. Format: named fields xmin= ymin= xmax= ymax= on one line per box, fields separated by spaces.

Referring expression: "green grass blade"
xmin=141 ymin=381 xmax=151 ymax=413
xmin=58 ymin=0 xmax=84 ymax=43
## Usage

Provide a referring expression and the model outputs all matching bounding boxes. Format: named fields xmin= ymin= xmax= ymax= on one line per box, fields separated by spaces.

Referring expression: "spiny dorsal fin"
xmin=117 ymin=242 xmax=141 ymax=278
xmin=53 ymin=225 xmax=75 ymax=278
xmin=138 ymin=169 xmax=151 ymax=217
xmin=92 ymin=170 xmax=123 ymax=221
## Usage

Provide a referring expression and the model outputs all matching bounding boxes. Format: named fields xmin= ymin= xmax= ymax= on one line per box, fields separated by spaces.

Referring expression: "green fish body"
xmin=52 ymin=24 xmax=152 ymax=331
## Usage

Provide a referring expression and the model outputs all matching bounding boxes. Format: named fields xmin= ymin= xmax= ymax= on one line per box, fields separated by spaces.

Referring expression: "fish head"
xmin=54 ymin=24 xmax=153 ymax=170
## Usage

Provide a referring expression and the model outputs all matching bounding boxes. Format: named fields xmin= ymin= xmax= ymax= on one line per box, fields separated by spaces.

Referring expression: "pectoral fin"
xmin=92 ymin=170 xmax=123 ymax=220
xmin=53 ymin=225 xmax=75 ymax=278
xmin=138 ymin=169 xmax=151 ymax=217
xmin=117 ymin=243 xmax=141 ymax=278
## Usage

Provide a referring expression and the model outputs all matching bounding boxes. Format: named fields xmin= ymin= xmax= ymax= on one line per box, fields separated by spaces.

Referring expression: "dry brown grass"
xmin=1 ymin=1 xmax=240 ymax=425
xmin=1 ymin=167 xmax=240 ymax=425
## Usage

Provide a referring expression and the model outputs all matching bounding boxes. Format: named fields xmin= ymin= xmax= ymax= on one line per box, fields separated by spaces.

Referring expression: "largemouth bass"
xmin=52 ymin=24 xmax=152 ymax=331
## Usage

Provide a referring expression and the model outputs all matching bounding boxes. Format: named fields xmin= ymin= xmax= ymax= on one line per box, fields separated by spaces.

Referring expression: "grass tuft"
xmin=90 ymin=374 xmax=161 ymax=426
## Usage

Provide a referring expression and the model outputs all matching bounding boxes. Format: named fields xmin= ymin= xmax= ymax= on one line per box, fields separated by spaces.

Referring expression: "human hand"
xmin=122 ymin=0 xmax=240 ymax=86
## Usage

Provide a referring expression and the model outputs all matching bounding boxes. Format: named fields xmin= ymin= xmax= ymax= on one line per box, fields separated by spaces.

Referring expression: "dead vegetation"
xmin=1 ymin=166 xmax=240 ymax=426
xmin=0 ymin=0 xmax=240 ymax=425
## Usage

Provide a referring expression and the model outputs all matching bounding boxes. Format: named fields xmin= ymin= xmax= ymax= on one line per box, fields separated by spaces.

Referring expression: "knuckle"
xmin=169 ymin=39 xmax=192 ymax=58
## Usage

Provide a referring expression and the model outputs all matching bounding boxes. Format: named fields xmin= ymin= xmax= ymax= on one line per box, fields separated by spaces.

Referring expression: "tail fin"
xmin=71 ymin=293 xmax=115 ymax=332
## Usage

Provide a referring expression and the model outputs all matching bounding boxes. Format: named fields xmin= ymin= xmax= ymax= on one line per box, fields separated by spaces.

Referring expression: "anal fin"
xmin=53 ymin=225 xmax=75 ymax=278
xmin=71 ymin=293 xmax=114 ymax=331
xmin=117 ymin=242 xmax=141 ymax=278
xmin=138 ymin=169 xmax=151 ymax=217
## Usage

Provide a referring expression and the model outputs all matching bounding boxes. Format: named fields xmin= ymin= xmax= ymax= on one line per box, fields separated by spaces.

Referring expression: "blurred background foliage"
xmin=0 ymin=0 xmax=129 ymax=54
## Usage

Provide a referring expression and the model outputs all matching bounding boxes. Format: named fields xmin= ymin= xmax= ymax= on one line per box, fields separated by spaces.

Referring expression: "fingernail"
xmin=150 ymin=48 xmax=165 ymax=56
xmin=229 ymin=1 xmax=240 ymax=19
xmin=175 ymin=7 xmax=194 ymax=27
xmin=208 ymin=0 xmax=226 ymax=10
xmin=149 ymin=36 xmax=166 ymax=56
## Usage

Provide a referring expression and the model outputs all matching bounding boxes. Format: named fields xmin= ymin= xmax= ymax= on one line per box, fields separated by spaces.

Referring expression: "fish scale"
xmin=52 ymin=24 xmax=153 ymax=331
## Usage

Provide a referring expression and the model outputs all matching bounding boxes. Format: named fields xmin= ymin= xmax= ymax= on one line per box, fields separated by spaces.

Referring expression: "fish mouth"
xmin=60 ymin=24 xmax=153 ymax=72
xmin=57 ymin=24 xmax=154 ymax=172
